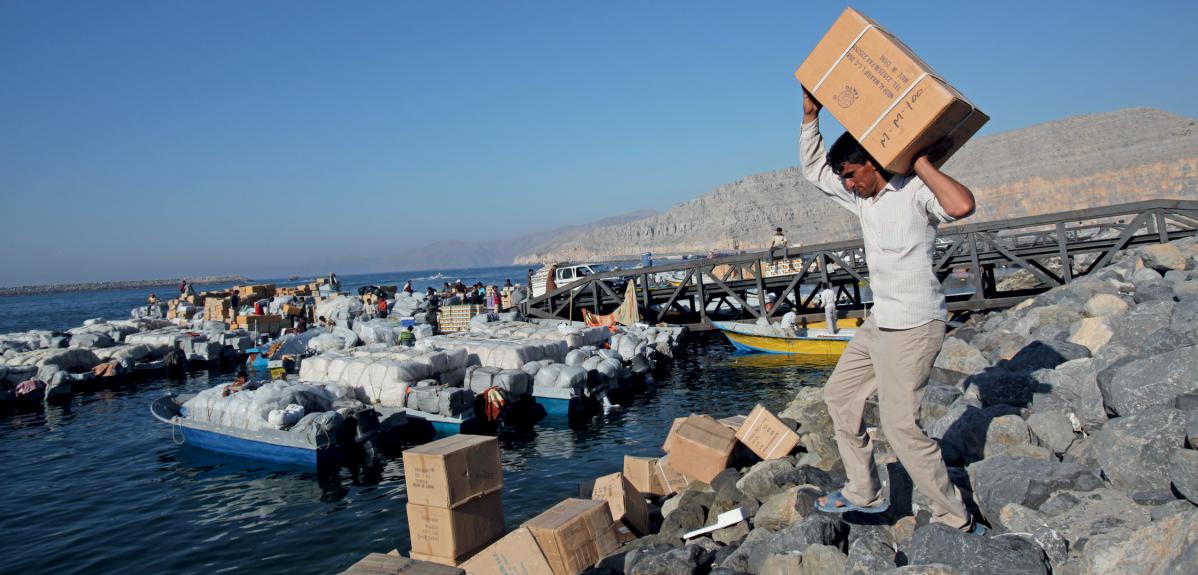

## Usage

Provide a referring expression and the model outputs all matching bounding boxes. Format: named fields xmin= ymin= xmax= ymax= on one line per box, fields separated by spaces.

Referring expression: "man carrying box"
xmin=799 ymin=87 xmax=984 ymax=534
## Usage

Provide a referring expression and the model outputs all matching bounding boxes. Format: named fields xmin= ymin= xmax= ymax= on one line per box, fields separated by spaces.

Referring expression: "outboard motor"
xmin=354 ymin=408 xmax=382 ymax=465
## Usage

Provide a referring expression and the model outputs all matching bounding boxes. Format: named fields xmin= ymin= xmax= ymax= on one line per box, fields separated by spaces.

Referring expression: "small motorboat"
xmin=401 ymin=407 xmax=479 ymax=436
xmin=151 ymin=394 xmax=344 ymax=467
xmin=714 ymin=319 xmax=857 ymax=356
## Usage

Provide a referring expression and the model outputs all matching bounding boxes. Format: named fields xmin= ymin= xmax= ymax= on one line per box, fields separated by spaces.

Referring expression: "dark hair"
xmin=827 ymin=132 xmax=881 ymax=176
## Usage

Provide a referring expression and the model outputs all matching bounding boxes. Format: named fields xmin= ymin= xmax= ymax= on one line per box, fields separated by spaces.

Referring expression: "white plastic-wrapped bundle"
xmin=439 ymin=367 xmax=467 ymax=387
xmin=466 ymin=365 xmax=501 ymax=394
xmin=581 ymin=355 xmax=603 ymax=371
xmin=376 ymin=380 xmax=410 ymax=408
xmin=354 ymin=319 xmax=402 ymax=346
xmin=267 ymin=404 xmax=305 ymax=428
xmin=493 ymin=370 xmax=529 ymax=396
xmin=315 ymin=296 xmax=363 ymax=325
xmin=596 ymin=357 xmax=624 ymax=380
xmin=564 ymin=349 xmax=591 ymax=367
xmin=2 ymin=347 xmax=101 ymax=371
xmin=438 ymin=387 xmax=474 ymax=417
xmin=183 ymin=380 xmax=335 ymax=431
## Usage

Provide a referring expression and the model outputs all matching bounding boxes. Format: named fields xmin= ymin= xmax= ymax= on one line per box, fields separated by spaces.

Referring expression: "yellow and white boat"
xmin=713 ymin=318 xmax=858 ymax=356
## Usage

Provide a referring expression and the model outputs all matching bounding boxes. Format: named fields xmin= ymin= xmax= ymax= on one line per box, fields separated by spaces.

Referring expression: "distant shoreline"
xmin=0 ymin=275 xmax=254 ymax=297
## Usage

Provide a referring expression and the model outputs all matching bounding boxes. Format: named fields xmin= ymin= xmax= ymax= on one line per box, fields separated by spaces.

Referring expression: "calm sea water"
xmin=0 ymin=265 xmax=835 ymax=574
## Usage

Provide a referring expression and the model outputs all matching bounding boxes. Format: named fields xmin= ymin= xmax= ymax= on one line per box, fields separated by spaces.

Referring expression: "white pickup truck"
xmin=529 ymin=263 xmax=626 ymax=298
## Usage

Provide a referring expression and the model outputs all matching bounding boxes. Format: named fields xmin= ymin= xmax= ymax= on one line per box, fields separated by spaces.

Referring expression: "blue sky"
xmin=2 ymin=1 xmax=1195 ymax=286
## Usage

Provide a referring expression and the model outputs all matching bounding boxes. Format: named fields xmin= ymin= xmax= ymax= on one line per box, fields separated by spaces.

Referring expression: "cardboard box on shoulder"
xmin=459 ymin=528 xmax=555 ymax=575
xmin=340 ymin=552 xmax=465 ymax=575
xmin=402 ymin=435 xmax=503 ymax=508
xmin=523 ymin=498 xmax=621 ymax=575
xmin=795 ymin=7 xmax=987 ymax=174
xmin=591 ymin=472 xmax=649 ymax=537
xmin=623 ymin=455 xmax=689 ymax=497
xmin=407 ymin=491 xmax=505 ymax=564
xmin=735 ymin=404 xmax=801 ymax=460
xmin=661 ymin=414 xmax=737 ymax=483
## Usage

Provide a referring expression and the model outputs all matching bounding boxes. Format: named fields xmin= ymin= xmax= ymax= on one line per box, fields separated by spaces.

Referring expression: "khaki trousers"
xmin=822 ymin=315 xmax=970 ymax=529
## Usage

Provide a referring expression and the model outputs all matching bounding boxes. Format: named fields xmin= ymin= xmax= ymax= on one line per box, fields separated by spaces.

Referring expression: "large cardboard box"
xmin=459 ymin=528 xmax=555 ymax=575
xmin=340 ymin=552 xmax=464 ymax=574
xmin=403 ymin=435 xmax=503 ymax=508
xmin=661 ymin=415 xmax=737 ymax=483
xmin=236 ymin=314 xmax=284 ymax=335
xmin=623 ymin=455 xmax=689 ymax=497
xmin=735 ymin=404 xmax=802 ymax=460
xmin=795 ymin=7 xmax=987 ymax=174
xmin=407 ymin=491 xmax=505 ymax=564
xmin=523 ymin=499 xmax=621 ymax=575
xmin=659 ymin=416 xmax=688 ymax=453
xmin=591 ymin=473 xmax=650 ymax=537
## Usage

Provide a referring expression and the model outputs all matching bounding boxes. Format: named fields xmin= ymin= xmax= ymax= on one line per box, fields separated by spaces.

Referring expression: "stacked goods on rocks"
xmin=522 ymin=499 xmax=621 ymax=575
xmin=404 ymin=435 xmax=505 ymax=566
xmin=422 ymin=333 xmax=567 ymax=370
xmin=235 ymin=314 xmax=285 ymax=337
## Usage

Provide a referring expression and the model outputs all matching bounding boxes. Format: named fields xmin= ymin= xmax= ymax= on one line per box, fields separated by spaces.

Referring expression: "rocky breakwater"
xmin=574 ymin=238 xmax=1197 ymax=575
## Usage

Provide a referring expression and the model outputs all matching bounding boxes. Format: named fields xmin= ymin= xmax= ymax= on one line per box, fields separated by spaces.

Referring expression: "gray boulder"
xmin=1084 ymin=293 xmax=1131 ymax=318
xmin=966 ymin=455 xmax=1102 ymax=528
xmin=706 ymin=481 xmax=759 ymax=525
xmin=1132 ymin=278 xmax=1176 ymax=304
xmin=735 ymin=459 xmax=794 ymax=501
xmin=1150 ymin=499 xmax=1197 ymax=522
xmin=628 ymin=543 xmax=710 ymax=575
xmin=1139 ymin=243 xmax=1188 ymax=272
xmin=753 ymin=485 xmax=822 ymax=530
xmin=1098 ymin=345 xmax=1198 ymax=416
xmin=772 ymin=465 xmax=837 ymax=494
xmin=746 ymin=515 xmax=846 ymax=574
xmin=961 ymin=368 xmax=1035 ymax=408
xmin=1092 ymin=405 xmax=1187 ymax=503
xmin=1082 ymin=508 xmax=1198 ymax=575
xmin=1002 ymin=340 xmax=1091 ymax=375
xmin=1038 ymin=488 xmax=1153 ymax=552
xmin=934 ymin=337 xmax=990 ymax=375
xmin=882 ymin=566 xmax=962 ymax=575
xmin=999 ymin=504 xmax=1069 ymax=566
xmin=920 ymin=384 xmax=963 ymax=426
xmin=1027 ymin=411 xmax=1077 ymax=455
xmin=928 ymin=399 xmax=1020 ymax=465
xmin=1170 ymin=298 xmax=1198 ymax=334
xmin=759 ymin=544 xmax=845 ymax=575
xmin=844 ymin=529 xmax=896 ymax=575
xmin=716 ymin=526 xmax=775 ymax=573
xmin=1167 ymin=448 xmax=1198 ymax=504
xmin=906 ymin=523 xmax=1049 ymax=575
xmin=982 ymin=415 xmax=1039 ymax=459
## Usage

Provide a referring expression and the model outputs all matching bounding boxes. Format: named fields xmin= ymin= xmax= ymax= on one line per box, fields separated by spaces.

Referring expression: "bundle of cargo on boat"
xmin=467 ymin=319 xmax=611 ymax=350
xmin=298 ymin=347 xmax=475 ymax=405
xmin=420 ymin=333 xmax=566 ymax=370
xmin=180 ymin=379 xmax=350 ymax=432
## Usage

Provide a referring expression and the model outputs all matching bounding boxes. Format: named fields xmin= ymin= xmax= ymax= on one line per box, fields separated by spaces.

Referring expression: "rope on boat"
xmin=171 ymin=417 xmax=186 ymax=445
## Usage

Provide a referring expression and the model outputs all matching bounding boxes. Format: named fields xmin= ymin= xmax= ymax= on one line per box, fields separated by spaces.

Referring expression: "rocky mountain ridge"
xmin=514 ymin=107 xmax=1198 ymax=264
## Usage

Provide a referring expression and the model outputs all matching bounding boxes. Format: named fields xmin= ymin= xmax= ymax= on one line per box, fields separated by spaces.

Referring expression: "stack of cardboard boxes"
xmin=234 ymin=283 xmax=276 ymax=304
xmin=623 ymin=404 xmax=801 ymax=500
xmin=235 ymin=314 xmax=285 ymax=336
xmin=403 ymin=435 xmax=505 ymax=567
xmin=204 ymin=296 xmax=232 ymax=324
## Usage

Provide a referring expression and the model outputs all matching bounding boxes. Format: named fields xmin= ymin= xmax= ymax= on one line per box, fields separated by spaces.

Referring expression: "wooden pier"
xmin=521 ymin=200 xmax=1198 ymax=329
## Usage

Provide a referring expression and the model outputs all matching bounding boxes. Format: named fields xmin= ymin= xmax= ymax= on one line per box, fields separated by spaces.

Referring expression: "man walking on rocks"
xmin=798 ymin=87 xmax=982 ymax=532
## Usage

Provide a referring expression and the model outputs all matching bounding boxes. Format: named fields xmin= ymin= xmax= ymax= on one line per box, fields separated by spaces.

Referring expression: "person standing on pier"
xmin=770 ymin=227 xmax=787 ymax=261
xmin=798 ymin=87 xmax=982 ymax=533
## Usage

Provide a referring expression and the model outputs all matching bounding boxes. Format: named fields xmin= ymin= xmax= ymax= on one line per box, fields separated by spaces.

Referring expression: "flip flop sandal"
xmin=815 ymin=490 xmax=890 ymax=514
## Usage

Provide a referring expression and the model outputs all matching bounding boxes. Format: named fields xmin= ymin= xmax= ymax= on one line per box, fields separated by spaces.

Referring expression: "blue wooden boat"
xmin=151 ymin=394 xmax=337 ymax=468
xmin=532 ymin=388 xmax=573 ymax=417
xmin=402 ymin=407 xmax=477 ymax=436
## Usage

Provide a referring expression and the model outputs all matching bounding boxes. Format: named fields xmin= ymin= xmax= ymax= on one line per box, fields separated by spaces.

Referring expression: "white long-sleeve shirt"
xmin=800 ymin=119 xmax=960 ymax=329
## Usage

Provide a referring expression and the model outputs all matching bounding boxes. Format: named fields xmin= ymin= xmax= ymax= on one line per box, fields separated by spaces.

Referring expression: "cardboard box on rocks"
xmin=623 ymin=455 xmax=689 ymax=497
xmin=403 ymin=435 xmax=503 ymax=508
xmin=590 ymin=472 xmax=650 ymax=536
xmin=407 ymin=491 xmax=504 ymax=566
xmin=735 ymin=404 xmax=801 ymax=460
xmin=795 ymin=7 xmax=988 ymax=174
xmin=661 ymin=414 xmax=738 ymax=483
xmin=523 ymin=498 xmax=621 ymax=575
xmin=459 ymin=528 xmax=555 ymax=575
xmin=339 ymin=552 xmax=464 ymax=574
